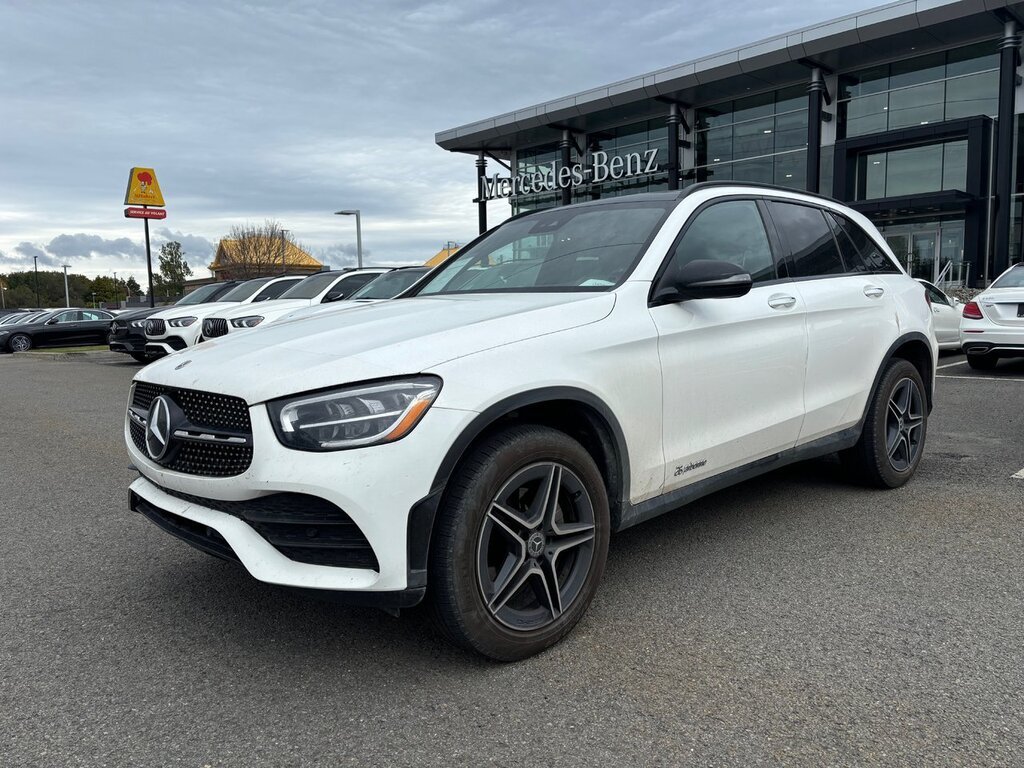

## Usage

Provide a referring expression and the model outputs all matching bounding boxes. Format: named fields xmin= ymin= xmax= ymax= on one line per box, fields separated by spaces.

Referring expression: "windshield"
xmin=218 ymin=277 xmax=273 ymax=302
xmin=176 ymin=283 xmax=230 ymax=306
xmin=991 ymin=265 xmax=1024 ymax=289
xmin=279 ymin=272 xmax=340 ymax=300
xmin=351 ymin=269 xmax=429 ymax=299
xmin=416 ymin=202 xmax=674 ymax=295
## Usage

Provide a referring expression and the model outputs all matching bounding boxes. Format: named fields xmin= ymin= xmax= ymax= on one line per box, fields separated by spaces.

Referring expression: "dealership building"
xmin=436 ymin=0 xmax=1024 ymax=287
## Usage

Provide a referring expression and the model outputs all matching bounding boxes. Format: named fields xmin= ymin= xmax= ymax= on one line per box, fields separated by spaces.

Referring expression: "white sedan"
xmin=917 ymin=279 xmax=962 ymax=350
xmin=959 ymin=262 xmax=1024 ymax=369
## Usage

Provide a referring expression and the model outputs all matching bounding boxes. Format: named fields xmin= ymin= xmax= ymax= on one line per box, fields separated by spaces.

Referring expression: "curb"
xmin=18 ymin=350 xmax=136 ymax=364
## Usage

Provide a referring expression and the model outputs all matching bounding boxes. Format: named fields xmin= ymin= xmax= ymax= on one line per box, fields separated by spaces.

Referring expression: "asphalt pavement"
xmin=1 ymin=351 xmax=1022 ymax=767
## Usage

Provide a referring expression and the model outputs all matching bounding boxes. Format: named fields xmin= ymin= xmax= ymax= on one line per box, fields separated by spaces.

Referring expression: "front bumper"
xmin=109 ymin=330 xmax=153 ymax=355
xmin=126 ymin=400 xmax=475 ymax=595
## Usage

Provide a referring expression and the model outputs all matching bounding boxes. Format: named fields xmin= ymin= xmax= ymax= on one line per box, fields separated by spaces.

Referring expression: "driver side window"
xmin=55 ymin=311 xmax=80 ymax=323
xmin=667 ymin=200 xmax=776 ymax=284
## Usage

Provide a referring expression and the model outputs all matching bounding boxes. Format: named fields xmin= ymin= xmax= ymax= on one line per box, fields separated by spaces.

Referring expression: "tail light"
xmin=962 ymin=301 xmax=983 ymax=320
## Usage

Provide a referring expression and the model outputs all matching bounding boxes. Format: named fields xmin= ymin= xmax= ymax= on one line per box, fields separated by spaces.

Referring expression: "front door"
xmin=910 ymin=232 xmax=938 ymax=282
xmin=650 ymin=198 xmax=807 ymax=491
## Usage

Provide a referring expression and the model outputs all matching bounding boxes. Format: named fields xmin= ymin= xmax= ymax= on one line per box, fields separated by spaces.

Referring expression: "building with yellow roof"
xmin=424 ymin=243 xmax=460 ymax=267
xmin=208 ymin=237 xmax=323 ymax=281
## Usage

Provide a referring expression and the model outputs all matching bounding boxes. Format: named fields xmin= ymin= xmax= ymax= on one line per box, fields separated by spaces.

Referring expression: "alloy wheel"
xmin=885 ymin=377 xmax=924 ymax=472
xmin=10 ymin=335 xmax=31 ymax=353
xmin=476 ymin=461 xmax=596 ymax=631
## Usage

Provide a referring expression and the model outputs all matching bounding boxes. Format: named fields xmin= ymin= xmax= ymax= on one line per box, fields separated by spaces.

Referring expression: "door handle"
xmin=767 ymin=295 xmax=797 ymax=309
xmin=863 ymin=286 xmax=885 ymax=298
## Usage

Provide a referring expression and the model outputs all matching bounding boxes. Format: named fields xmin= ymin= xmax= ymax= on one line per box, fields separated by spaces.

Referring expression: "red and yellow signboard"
xmin=124 ymin=167 xmax=165 ymax=207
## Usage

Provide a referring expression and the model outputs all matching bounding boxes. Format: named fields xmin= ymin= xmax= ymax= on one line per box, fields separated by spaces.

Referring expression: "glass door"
xmin=884 ymin=234 xmax=911 ymax=272
xmin=910 ymin=232 xmax=938 ymax=282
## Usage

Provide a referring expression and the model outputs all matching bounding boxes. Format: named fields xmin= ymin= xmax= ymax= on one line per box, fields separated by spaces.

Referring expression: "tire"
xmin=9 ymin=334 xmax=32 ymax=353
xmin=129 ymin=352 xmax=152 ymax=363
xmin=842 ymin=358 xmax=927 ymax=489
xmin=966 ymin=353 xmax=997 ymax=370
xmin=429 ymin=425 xmax=610 ymax=661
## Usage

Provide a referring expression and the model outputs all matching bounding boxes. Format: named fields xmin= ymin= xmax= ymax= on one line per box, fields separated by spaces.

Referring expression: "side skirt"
xmin=615 ymin=426 xmax=860 ymax=532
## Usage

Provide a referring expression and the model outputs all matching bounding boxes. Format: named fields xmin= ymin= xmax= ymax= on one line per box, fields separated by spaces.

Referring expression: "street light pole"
xmin=334 ymin=210 xmax=363 ymax=268
xmin=0 ymin=281 xmax=6 ymax=309
xmin=62 ymin=265 xmax=70 ymax=307
xmin=91 ymin=291 xmax=97 ymax=309
xmin=33 ymin=255 xmax=40 ymax=306
xmin=113 ymin=271 xmax=118 ymax=308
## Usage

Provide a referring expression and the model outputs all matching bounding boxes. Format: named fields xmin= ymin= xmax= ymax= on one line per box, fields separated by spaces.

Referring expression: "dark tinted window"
xmin=830 ymin=212 xmax=899 ymax=273
xmin=329 ymin=272 xmax=378 ymax=298
xmin=253 ymin=278 xmax=303 ymax=302
xmin=279 ymin=272 xmax=343 ymax=300
xmin=769 ymin=202 xmax=844 ymax=277
xmin=919 ymin=280 xmax=950 ymax=306
xmin=667 ymin=200 xmax=776 ymax=283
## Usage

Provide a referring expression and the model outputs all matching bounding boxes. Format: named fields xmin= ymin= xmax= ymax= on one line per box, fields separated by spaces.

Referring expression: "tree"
xmin=158 ymin=241 xmax=193 ymax=295
xmin=125 ymin=275 xmax=142 ymax=298
xmin=221 ymin=220 xmax=300 ymax=279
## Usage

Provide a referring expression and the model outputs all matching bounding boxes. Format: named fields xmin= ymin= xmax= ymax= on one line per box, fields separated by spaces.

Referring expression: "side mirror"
xmin=324 ymin=289 xmax=348 ymax=303
xmin=46 ymin=317 xmax=59 ymax=325
xmin=652 ymin=260 xmax=753 ymax=305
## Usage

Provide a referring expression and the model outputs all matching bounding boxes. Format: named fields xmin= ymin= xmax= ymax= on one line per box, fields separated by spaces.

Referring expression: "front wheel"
xmin=429 ymin=425 xmax=610 ymax=661
xmin=9 ymin=334 xmax=32 ymax=353
xmin=842 ymin=359 xmax=927 ymax=488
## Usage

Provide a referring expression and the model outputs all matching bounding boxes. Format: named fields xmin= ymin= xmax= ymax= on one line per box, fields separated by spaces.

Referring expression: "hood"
xmin=271 ymin=299 xmax=374 ymax=325
xmin=213 ymin=298 xmax=309 ymax=320
xmin=112 ymin=307 xmax=163 ymax=322
xmin=139 ymin=292 xmax=615 ymax=403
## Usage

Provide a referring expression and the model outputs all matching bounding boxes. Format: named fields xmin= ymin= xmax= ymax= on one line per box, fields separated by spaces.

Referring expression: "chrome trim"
xmin=172 ymin=429 xmax=249 ymax=445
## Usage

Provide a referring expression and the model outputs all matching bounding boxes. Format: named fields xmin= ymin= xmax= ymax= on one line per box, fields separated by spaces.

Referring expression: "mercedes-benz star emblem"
xmin=145 ymin=395 xmax=173 ymax=461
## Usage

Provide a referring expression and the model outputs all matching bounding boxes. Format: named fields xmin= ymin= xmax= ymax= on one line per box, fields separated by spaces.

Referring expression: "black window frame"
xmin=649 ymin=195 xmax=790 ymax=305
xmin=828 ymin=210 xmax=902 ymax=275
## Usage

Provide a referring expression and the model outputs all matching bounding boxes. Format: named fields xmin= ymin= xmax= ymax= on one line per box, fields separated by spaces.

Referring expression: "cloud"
xmin=13 ymin=241 xmax=61 ymax=267
xmin=45 ymin=233 xmax=143 ymax=261
xmin=153 ymin=228 xmax=216 ymax=264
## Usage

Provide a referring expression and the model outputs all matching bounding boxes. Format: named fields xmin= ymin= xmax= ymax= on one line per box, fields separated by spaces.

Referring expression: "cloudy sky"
xmin=0 ymin=0 xmax=879 ymax=282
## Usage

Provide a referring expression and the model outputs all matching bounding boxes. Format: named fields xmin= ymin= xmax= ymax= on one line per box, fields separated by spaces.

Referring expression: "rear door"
xmin=649 ymin=197 xmax=807 ymax=489
xmin=79 ymin=310 xmax=114 ymax=343
xmin=765 ymin=201 xmax=900 ymax=444
xmin=35 ymin=310 xmax=83 ymax=346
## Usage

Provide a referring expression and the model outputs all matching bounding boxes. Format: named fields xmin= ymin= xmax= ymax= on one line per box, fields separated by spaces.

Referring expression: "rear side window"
xmin=253 ymin=278 xmax=303 ymax=301
xmin=667 ymin=200 xmax=777 ymax=283
xmin=768 ymin=201 xmax=845 ymax=278
xmin=829 ymin=212 xmax=899 ymax=274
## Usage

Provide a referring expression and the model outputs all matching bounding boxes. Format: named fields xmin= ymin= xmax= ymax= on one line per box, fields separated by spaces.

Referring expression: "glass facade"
xmin=856 ymin=140 xmax=967 ymax=199
xmin=838 ymin=42 xmax=999 ymax=138
xmin=692 ymin=86 xmax=807 ymax=188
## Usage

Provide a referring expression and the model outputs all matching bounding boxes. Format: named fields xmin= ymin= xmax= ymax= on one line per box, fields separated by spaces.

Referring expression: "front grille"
xmin=145 ymin=318 xmax=166 ymax=336
xmin=203 ymin=318 xmax=228 ymax=338
xmin=161 ymin=488 xmax=378 ymax=570
xmin=130 ymin=383 xmax=253 ymax=477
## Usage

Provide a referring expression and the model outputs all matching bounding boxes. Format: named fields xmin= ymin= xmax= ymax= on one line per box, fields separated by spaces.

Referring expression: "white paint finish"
xmin=1012 ymin=468 xmax=1024 ymax=480
xmin=127 ymin=185 xmax=937 ymax=599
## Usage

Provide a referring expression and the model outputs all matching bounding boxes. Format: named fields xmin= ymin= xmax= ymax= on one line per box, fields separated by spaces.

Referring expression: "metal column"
xmin=559 ymin=130 xmax=573 ymax=206
xmin=807 ymin=68 xmax=826 ymax=194
xmin=993 ymin=21 xmax=1021 ymax=279
xmin=476 ymin=152 xmax=488 ymax=234
xmin=667 ymin=104 xmax=681 ymax=191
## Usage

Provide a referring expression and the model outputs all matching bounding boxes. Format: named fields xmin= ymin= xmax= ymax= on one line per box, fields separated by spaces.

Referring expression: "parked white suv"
xmin=200 ymin=268 xmax=388 ymax=340
xmin=125 ymin=184 xmax=936 ymax=660
xmin=143 ymin=275 xmax=304 ymax=355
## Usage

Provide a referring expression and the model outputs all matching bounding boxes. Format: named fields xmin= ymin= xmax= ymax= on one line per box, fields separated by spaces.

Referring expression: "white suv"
xmin=125 ymin=184 xmax=937 ymax=660
xmin=143 ymin=275 xmax=304 ymax=355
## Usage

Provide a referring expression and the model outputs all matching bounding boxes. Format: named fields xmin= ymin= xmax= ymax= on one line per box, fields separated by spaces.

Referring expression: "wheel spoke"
xmin=487 ymin=559 xmax=535 ymax=614
xmin=549 ymin=526 xmax=595 ymax=558
xmin=897 ymin=380 xmax=913 ymax=414
xmin=887 ymin=431 xmax=906 ymax=460
xmin=529 ymin=463 xmax=562 ymax=529
xmin=887 ymin=398 xmax=903 ymax=421
xmin=489 ymin=501 xmax=536 ymax=534
xmin=537 ymin=557 xmax=563 ymax=618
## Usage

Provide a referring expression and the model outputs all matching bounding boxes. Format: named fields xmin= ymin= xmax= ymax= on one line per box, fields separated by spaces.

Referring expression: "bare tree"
xmin=220 ymin=220 xmax=303 ymax=279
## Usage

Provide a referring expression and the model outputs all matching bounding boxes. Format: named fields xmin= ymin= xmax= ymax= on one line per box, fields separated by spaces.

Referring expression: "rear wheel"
xmin=429 ymin=425 xmax=610 ymax=661
xmin=842 ymin=358 xmax=927 ymax=488
xmin=966 ymin=353 xmax=997 ymax=370
xmin=9 ymin=334 xmax=32 ymax=353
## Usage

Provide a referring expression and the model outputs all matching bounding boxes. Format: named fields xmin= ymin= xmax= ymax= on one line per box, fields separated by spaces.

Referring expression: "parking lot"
xmin=1 ymin=352 xmax=1022 ymax=767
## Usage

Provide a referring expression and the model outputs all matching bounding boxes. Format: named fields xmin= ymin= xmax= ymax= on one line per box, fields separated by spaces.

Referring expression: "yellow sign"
xmin=124 ymin=167 xmax=165 ymax=207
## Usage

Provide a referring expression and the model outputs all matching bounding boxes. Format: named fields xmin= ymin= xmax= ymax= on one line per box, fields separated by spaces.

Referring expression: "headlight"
xmin=130 ymin=319 xmax=147 ymax=328
xmin=167 ymin=316 xmax=197 ymax=328
xmin=267 ymin=376 xmax=442 ymax=451
xmin=230 ymin=315 xmax=264 ymax=328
